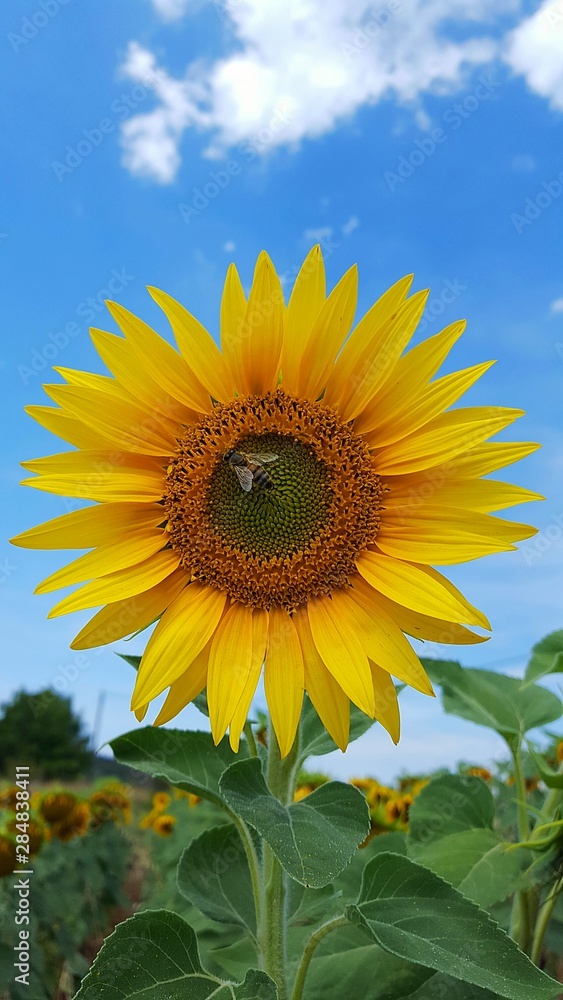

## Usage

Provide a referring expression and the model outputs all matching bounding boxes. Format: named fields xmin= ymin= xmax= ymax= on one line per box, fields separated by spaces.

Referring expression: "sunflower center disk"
xmin=164 ymin=389 xmax=383 ymax=611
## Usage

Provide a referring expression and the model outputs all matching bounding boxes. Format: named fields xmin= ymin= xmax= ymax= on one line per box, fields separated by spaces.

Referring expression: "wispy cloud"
xmin=119 ymin=0 xmax=511 ymax=183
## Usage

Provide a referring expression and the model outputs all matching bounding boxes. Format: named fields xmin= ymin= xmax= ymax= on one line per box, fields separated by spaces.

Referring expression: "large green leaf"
xmin=110 ymin=728 xmax=244 ymax=804
xmin=421 ymin=660 xmax=562 ymax=743
xmin=408 ymin=774 xmax=494 ymax=846
xmin=219 ymin=757 xmax=370 ymax=887
xmin=523 ymin=630 xmax=563 ymax=686
xmin=298 ymin=696 xmax=381 ymax=762
xmin=74 ymin=910 xmax=277 ymax=999
xmin=528 ymin=747 xmax=563 ymax=788
xmin=405 ymin=973 xmax=499 ymax=998
xmin=302 ymin=932 xmax=435 ymax=1000
xmin=345 ymin=853 xmax=560 ymax=1000
xmin=177 ymin=824 xmax=257 ymax=936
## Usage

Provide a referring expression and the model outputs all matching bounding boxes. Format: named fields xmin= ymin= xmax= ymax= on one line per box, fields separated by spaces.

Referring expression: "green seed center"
xmin=207 ymin=433 xmax=333 ymax=559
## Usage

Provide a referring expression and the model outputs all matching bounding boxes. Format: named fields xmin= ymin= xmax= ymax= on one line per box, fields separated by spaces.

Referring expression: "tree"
xmin=0 ymin=689 xmax=93 ymax=779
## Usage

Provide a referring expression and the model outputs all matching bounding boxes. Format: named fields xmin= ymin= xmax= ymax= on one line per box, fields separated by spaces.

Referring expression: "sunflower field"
xmin=1 ymin=636 xmax=563 ymax=999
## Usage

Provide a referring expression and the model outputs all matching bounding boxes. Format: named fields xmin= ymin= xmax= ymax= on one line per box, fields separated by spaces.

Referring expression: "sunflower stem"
xmin=291 ymin=916 xmax=349 ymax=1000
xmin=260 ymin=721 xmax=301 ymax=999
xmin=509 ymin=740 xmax=533 ymax=953
xmin=244 ymin=719 xmax=258 ymax=758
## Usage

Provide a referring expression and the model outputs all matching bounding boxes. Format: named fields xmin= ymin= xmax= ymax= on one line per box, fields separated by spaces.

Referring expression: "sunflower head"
xmin=39 ymin=791 xmax=77 ymax=824
xmin=14 ymin=247 xmax=541 ymax=758
xmin=153 ymin=814 xmax=176 ymax=837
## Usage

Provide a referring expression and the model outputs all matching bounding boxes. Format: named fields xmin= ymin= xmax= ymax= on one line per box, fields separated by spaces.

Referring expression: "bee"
xmin=224 ymin=449 xmax=279 ymax=492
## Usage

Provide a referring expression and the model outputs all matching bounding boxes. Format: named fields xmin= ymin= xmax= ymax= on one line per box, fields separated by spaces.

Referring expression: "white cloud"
xmin=151 ymin=0 xmax=193 ymax=21
xmin=303 ymin=225 xmax=333 ymax=242
xmin=223 ymin=240 xmax=236 ymax=252
xmin=504 ymin=1 xmax=563 ymax=110
xmin=551 ymin=297 xmax=563 ymax=313
xmin=119 ymin=0 xmax=508 ymax=183
xmin=342 ymin=214 xmax=360 ymax=236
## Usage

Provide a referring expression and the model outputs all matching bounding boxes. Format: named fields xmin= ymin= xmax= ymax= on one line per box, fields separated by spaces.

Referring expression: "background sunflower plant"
xmin=13 ymin=249 xmax=562 ymax=1000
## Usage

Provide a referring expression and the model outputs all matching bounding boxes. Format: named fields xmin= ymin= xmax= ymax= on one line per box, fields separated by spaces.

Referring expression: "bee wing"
xmin=234 ymin=465 xmax=254 ymax=491
xmin=245 ymin=453 xmax=279 ymax=463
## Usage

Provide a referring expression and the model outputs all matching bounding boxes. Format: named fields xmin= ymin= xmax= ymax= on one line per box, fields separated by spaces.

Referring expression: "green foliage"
xmin=0 ymin=821 xmax=130 ymax=998
xmin=111 ymin=728 xmax=245 ymax=804
xmin=49 ymin=631 xmax=563 ymax=999
xmin=346 ymin=852 xmax=560 ymax=999
xmin=421 ymin=660 xmax=562 ymax=748
xmin=219 ymin=757 xmax=370 ymax=887
xmin=0 ymin=689 xmax=92 ymax=779
xmin=74 ymin=909 xmax=277 ymax=999
xmin=523 ymin=631 xmax=563 ymax=686
xmin=178 ymin=824 xmax=258 ymax=935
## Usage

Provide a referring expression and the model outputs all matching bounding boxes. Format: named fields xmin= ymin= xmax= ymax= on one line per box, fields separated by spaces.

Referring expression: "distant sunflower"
xmin=13 ymin=248 xmax=541 ymax=756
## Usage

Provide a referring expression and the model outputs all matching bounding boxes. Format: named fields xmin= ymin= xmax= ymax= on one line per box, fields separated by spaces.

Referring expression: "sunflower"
xmin=153 ymin=813 xmax=176 ymax=836
xmin=13 ymin=248 xmax=540 ymax=757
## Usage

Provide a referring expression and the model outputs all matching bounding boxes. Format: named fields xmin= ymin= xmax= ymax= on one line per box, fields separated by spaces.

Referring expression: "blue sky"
xmin=1 ymin=0 xmax=562 ymax=780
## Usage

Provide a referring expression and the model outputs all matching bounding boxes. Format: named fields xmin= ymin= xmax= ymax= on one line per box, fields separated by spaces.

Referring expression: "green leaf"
xmin=177 ymin=824 xmax=257 ymax=936
xmin=422 ymin=660 xmax=562 ymax=743
xmin=405 ymin=973 xmax=499 ymax=998
xmin=459 ymin=843 xmax=537 ymax=908
xmin=118 ymin=653 xmax=141 ymax=670
xmin=219 ymin=757 xmax=370 ymax=887
xmin=288 ymin=882 xmax=342 ymax=927
xmin=345 ymin=852 xmax=560 ymax=1000
xmin=110 ymin=728 xmax=245 ymax=804
xmin=524 ymin=630 xmax=563 ymax=685
xmin=410 ymin=828 xmax=500 ymax=886
xmin=528 ymin=746 xmax=563 ymax=788
xmin=74 ymin=910 xmax=277 ymax=999
xmin=298 ymin=695 xmax=383 ymax=762
xmin=408 ymin=774 xmax=495 ymax=845
xmin=302 ymin=934 xmax=434 ymax=1000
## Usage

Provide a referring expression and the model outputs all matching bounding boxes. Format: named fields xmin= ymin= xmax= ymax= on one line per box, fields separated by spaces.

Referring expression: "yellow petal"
xmin=298 ymin=265 xmax=358 ymax=399
xmin=324 ymin=273 xmax=413 ymax=410
xmin=53 ymin=367 xmax=129 ymax=397
xmin=338 ymin=583 xmax=434 ymax=696
xmin=294 ymin=606 xmax=349 ymax=752
xmin=335 ymin=289 xmax=429 ymax=422
xmin=90 ymin=328 xmax=196 ymax=425
xmin=220 ymin=263 xmax=247 ymax=395
xmin=25 ymin=405 xmax=108 ymax=450
xmin=307 ymin=594 xmax=375 ymax=717
xmin=35 ymin=528 xmax=168 ymax=594
xmin=384 ymin=475 xmax=544 ymax=514
xmin=105 ymin=299 xmax=211 ymax=412
xmin=372 ymin=407 xmax=525 ymax=475
xmin=131 ymin=583 xmax=226 ymax=708
xmin=430 ymin=441 xmax=541 ymax=479
xmin=282 ymin=245 xmax=326 ymax=395
xmin=21 ymin=449 xmax=162 ymax=476
xmin=370 ymin=591 xmax=489 ymax=645
xmin=48 ymin=549 xmax=181 ymax=618
xmin=11 ymin=502 xmax=165 ymax=550
xmin=356 ymin=550 xmax=490 ymax=628
xmin=238 ymin=252 xmax=284 ymax=395
xmin=264 ymin=607 xmax=304 ymax=758
xmin=207 ymin=604 xmax=254 ymax=745
xmin=363 ymin=361 xmax=496 ymax=450
xmin=148 ymin=286 xmax=233 ymax=402
xmin=71 ymin=568 xmax=188 ymax=649
xmin=21 ymin=469 xmax=164 ymax=503
xmin=45 ymin=383 xmax=176 ymax=457
xmin=153 ymin=639 xmax=211 ymax=726
xmin=370 ymin=663 xmax=400 ymax=743
xmin=229 ymin=609 xmax=268 ymax=752
xmin=354 ymin=319 xmax=466 ymax=435
xmin=378 ymin=505 xmax=536 ymax=564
